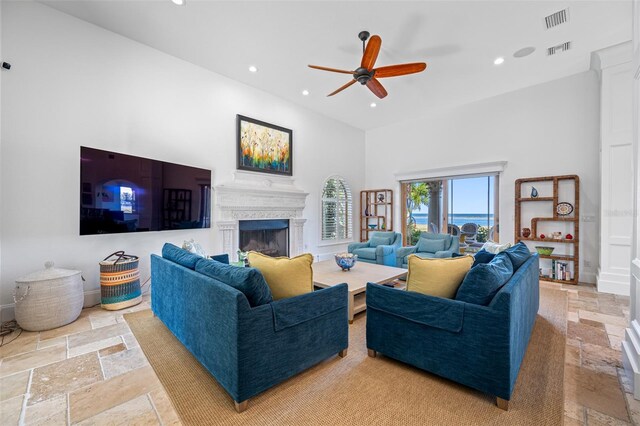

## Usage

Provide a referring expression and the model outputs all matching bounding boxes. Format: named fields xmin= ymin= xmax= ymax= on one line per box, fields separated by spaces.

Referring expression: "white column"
xmin=217 ymin=221 xmax=237 ymax=261
xmin=623 ymin=0 xmax=640 ymax=399
xmin=290 ymin=218 xmax=307 ymax=256
xmin=593 ymin=42 xmax=634 ymax=295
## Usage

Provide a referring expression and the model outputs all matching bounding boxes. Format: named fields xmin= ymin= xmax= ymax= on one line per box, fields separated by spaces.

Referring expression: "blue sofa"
xmin=348 ymin=231 xmax=402 ymax=266
xmin=395 ymin=232 xmax=460 ymax=268
xmin=151 ymin=243 xmax=349 ymax=412
xmin=366 ymin=250 xmax=539 ymax=409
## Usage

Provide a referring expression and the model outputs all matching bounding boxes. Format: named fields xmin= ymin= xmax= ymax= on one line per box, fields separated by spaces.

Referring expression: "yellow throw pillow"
xmin=247 ymin=252 xmax=314 ymax=300
xmin=406 ymin=255 xmax=474 ymax=299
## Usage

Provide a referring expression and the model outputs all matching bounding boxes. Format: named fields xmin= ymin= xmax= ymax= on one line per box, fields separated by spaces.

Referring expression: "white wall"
xmin=365 ymin=71 xmax=601 ymax=283
xmin=0 ymin=2 xmax=365 ymax=318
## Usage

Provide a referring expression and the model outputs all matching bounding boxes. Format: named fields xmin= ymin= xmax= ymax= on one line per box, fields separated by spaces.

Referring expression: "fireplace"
xmin=239 ymin=219 xmax=289 ymax=257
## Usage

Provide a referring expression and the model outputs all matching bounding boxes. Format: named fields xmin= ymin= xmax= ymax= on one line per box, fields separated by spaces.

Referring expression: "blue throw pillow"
xmin=472 ymin=249 xmax=495 ymax=268
xmin=504 ymin=242 xmax=531 ymax=270
xmin=369 ymin=236 xmax=392 ymax=247
xmin=162 ymin=243 xmax=202 ymax=270
xmin=209 ymin=253 xmax=230 ymax=264
xmin=417 ymin=238 xmax=446 ymax=253
xmin=456 ymin=252 xmax=514 ymax=306
xmin=195 ymin=258 xmax=273 ymax=307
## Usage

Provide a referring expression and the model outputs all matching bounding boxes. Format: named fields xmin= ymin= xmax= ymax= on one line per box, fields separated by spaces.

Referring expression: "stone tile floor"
xmin=0 ymin=284 xmax=638 ymax=425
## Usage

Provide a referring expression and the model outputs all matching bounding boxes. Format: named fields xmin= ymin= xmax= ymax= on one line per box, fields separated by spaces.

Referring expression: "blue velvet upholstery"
xmin=472 ymin=249 xmax=496 ymax=267
xmin=504 ymin=242 xmax=531 ymax=271
xmin=162 ymin=243 xmax=202 ymax=269
xmin=396 ymin=232 xmax=460 ymax=268
xmin=210 ymin=253 xmax=230 ymax=264
xmin=366 ymin=253 xmax=539 ymax=402
xmin=347 ymin=232 xmax=402 ymax=266
xmin=456 ymin=252 xmax=514 ymax=306
xmin=195 ymin=258 xmax=273 ymax=307
xmin=151 ymin=253 xmax=349 ymax=406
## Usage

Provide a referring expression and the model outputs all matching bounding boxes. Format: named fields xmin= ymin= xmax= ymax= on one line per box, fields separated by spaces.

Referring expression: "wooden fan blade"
xmin=366 ymin=78 xmax=388 ymax=99
xmin=361 ymin=35 xmax=382 ymax=70
xmin=374 ymin=62 xmax=427 ymax=78
xmin=308 ymin=65 xmax=355 ymax=75
xmin=327 ymin=79 xmax=357 ymax=96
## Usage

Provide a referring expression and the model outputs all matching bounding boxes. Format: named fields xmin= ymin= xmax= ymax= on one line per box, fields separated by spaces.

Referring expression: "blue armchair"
xmin=348 ymin=231 xmax=402 ymax=266
xmin=151 ymin=244 xmax=349 ymax=412
xmin=366 ymin=253 xmax=539 ymax=409
xmin=396 ymin=232 xmax=460 ymax=268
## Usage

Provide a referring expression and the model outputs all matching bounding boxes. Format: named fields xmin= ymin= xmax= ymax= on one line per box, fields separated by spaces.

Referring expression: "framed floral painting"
xmin=236 ymin=115 xmax=292 ymax=176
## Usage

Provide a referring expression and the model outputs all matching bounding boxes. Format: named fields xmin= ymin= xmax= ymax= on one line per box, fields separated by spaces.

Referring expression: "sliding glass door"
xmin=402 ymin=174 xmax=499 ymax=248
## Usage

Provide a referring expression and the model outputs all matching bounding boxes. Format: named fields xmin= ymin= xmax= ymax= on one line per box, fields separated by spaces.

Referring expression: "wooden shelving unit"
xmin=515 ymin=175 xmax=580 ymax=285
xmin=360 ymin=189 xmax=393 ymax=242
xmin=162 ymin=188 xmax=192 ymax=230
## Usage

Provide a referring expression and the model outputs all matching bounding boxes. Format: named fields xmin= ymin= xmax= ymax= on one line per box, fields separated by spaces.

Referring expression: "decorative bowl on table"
xmin=335 ymin=253 xmax=357 ymax=271
xmin=368 ymin=224 xmax=377 ymax=229
xmin=535 ymin=246 xmax=555 ymax=256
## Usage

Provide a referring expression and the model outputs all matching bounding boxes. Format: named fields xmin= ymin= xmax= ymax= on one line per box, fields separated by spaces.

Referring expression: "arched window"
xmin=322 ymin=176 xmax=352 ymax=240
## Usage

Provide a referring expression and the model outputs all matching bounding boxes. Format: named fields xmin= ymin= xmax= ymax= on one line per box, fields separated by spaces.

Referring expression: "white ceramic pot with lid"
xmin=15 ymin=261 xmax=83 ymax=331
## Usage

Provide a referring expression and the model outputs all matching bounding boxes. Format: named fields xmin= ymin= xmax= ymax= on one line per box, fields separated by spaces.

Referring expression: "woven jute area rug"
xmin=125 ymin=286 xmax=566 ymax=425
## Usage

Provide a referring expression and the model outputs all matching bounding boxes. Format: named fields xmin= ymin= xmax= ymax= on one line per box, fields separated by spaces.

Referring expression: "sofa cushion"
xmin=209 ymin=253 xmax=230 ymax=264
xmin=195 ymin=258 xmax=273 ymax=307
xmin=456 ymin=252 xmax=514 ymax=306
xmin=353 ymin=247 xmax=377 ymax=260
xmin=481 ymin=241 xmax=512 ymax=254
xmin=406 ymin=255 xmax=474 ymax=299
xmin=369 ymin=236 xmax=392 ymax=247
xmin=504 ymin=242 xmax=531 ymax=270
xmin=247 ymin=252 xmax=314 ymax=300
xmin=162 ymin=243 xmax=201 ymax=270
xmin=413 ymin=252 xmax=437 ymax=260
xmin=472 ymin=249 xmax=495 ymax=267
xmin=417 ymin=237 xmax=446 ymax=253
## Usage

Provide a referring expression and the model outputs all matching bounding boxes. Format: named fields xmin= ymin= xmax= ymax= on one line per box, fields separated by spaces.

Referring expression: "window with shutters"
xmin=322 ymin=176 xmax=353 ymax=240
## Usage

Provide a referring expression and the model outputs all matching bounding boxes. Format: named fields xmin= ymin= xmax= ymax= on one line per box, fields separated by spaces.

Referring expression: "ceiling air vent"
xmin=547 ymin=41 xmax=572 ymax=56
xmin=545 ymin=9 xmax=569 ymax=29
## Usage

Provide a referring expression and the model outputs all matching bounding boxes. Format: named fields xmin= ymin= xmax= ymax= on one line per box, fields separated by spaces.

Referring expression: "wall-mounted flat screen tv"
xmin=80 ymin=147 xmax=211 ymax=235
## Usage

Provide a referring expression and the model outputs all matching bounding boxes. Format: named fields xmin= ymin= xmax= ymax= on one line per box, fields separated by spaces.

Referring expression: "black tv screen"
xmin=80 ymin=147 xmax=211 ymax=235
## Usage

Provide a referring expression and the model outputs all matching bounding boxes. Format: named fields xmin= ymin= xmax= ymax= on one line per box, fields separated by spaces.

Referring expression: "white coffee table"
xmin=312 ymin=260 xmax=407 ymax=323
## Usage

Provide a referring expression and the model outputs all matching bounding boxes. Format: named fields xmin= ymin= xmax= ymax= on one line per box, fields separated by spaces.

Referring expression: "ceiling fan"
xmin=308 ymin=31 xmax=427 ymax=99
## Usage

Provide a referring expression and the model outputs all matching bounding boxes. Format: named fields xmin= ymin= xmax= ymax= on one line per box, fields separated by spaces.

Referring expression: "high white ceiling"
xmin=41 ymin=0 xmax=632 ymax=130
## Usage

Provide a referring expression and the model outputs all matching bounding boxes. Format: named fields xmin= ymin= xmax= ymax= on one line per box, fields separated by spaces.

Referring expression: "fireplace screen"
xmin=239 ymin=219 xmax=289 ymax=257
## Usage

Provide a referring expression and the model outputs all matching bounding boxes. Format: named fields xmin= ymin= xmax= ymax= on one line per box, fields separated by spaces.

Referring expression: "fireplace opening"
xmin=239 ymin=219 xmax=289 ymax=257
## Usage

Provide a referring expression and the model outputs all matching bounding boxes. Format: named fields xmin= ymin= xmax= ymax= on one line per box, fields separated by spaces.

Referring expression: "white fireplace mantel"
xmin=214 ymin=172 xmax=309 ymax=259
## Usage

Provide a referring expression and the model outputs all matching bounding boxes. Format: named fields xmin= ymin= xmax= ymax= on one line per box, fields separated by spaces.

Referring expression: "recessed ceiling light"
xmin=514 ymin=47 xmax=536 ymax=58
xmin=248 ymin=65 xmax=258 ymax=73
xmin=370 ymin=102 xmax=377 ymax=108
xmin=171 ymin=0 xmax=185 ymax=5
xmin=494 ymin=57 xmax=505 ymax=65
xmin=302 ymin=90 xmax=310 ymax=96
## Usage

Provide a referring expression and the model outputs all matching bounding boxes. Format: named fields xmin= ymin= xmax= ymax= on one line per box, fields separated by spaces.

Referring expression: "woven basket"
xmin=100 ymin=251 xmax=141 ymax=311
xmin=15 ymin=261 xmax=83 ymax=331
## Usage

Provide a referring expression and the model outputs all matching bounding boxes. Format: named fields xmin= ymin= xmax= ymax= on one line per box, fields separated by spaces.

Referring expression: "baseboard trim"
xmin=597 ymin=269 xmax=630 ymax=295
xmin=623 ymin=320 xmax=640 ymax=399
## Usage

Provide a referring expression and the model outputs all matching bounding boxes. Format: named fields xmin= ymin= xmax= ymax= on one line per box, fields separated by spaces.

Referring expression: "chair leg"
xmin=496 ymin=397 xmax=508 ymax=411
xmin=234 ymin=400 xmax=248 ymax=413
xmin=367 ymin=349 xmax=377 ymax=358
xmin=338 ymin=348 xmax=348 ymax=358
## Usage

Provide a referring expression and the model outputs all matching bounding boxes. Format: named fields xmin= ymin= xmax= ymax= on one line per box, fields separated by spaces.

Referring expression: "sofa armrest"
xmin=434 ymin=250 xmax=454 ymax=258
xmin=395 ymin=245 xmax=416 ymax=263
xmin=348 ymin=242 xmax=369 ymax=252
xmin=375 ymin=244 xmax=396 ymax=257
xmin=366 ymin=283 xmax=465 ymax=332
xmin=271 ymin=284 xmax=348 ymax=331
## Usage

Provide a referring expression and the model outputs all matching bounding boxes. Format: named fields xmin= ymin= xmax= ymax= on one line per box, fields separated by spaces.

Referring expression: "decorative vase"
xmin=522 ymin=228 xmax=531 ymax=238
xmin=377 ymin=194 xmax=385 ymax=203
xmin=531 ymin=187 xmax=538 ymax=198
xmin=364 ymin=206 xmax=369 ymax=216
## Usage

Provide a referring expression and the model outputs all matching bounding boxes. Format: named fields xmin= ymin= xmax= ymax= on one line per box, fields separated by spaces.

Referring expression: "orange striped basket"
xmin=99 ymin=251 xmax=141 ymax=310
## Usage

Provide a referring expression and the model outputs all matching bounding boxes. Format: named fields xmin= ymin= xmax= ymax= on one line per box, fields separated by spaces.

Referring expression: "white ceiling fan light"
xmin=370 ymin=102 xmax=377 ymax=108
xmin=248 ymin=65 xmax=258 ymax=73
xmin=494 ymin=57 xmax=505 ymax=65
xmin=302 ymin=89 xmax=310 ymax=96
xmin=171 ymin=0 xmax=185 ymax=6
